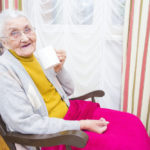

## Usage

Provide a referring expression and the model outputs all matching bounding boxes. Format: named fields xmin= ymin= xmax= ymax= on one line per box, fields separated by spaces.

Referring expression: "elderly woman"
xmin=0 ymin=10 xmax=149 ymax=150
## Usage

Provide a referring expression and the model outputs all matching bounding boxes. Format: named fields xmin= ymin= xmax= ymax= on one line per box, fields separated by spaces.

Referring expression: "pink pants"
xmin=42 ymin=100 xmax=150 ymax=150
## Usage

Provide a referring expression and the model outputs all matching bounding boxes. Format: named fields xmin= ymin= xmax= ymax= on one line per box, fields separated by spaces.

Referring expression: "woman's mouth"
xmin=21 ymin=43 xmax=31 ymax=48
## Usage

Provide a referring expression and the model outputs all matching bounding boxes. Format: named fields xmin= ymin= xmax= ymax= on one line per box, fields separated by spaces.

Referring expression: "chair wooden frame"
xmin=0 ymin=90 xmax=104 ymax=150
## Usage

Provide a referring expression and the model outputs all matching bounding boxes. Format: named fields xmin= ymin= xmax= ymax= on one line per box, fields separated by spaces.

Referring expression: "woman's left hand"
xmin=54 ymin=50 xmax=66 ymax=73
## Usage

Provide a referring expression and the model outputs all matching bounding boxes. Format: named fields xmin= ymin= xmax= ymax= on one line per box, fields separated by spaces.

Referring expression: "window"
xmin=40 ymin=0 xmax=94 ymax=25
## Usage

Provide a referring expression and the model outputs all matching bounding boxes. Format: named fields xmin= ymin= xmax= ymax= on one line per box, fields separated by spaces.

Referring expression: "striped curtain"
xmin=0 ymin=0 xmax=22 ymax=12
xmin=121 ymin=0 xmax=150 ymax=136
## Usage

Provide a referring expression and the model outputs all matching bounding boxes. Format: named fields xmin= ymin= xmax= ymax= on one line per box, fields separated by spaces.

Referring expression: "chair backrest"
xmin=0 ymin=115 xmax=16 ymax=150
xmin=0 ymin=115 xmax=7 ymax=136
xmin=0 ymin=42 xmax=4 ymax=55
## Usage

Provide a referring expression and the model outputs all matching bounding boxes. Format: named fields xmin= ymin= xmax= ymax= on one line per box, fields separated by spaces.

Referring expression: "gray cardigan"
xmin=0 ymin=50 xmax=80 ymax=135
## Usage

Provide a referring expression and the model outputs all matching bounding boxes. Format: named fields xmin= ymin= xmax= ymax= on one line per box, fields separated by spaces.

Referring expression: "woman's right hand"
xmin=80 ymin=118 xmax=109 ymax=134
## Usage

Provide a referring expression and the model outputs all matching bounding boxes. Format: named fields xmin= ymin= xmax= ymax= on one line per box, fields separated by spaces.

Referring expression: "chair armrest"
xmin=5 ymin=130 xmax=88 ymax=148
xmin=70 ymin=90 xmax=105 ymax=102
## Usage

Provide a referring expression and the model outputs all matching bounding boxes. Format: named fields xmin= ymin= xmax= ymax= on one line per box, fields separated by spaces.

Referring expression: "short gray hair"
xmin=0 ymin=9 xmax=29 ymax=38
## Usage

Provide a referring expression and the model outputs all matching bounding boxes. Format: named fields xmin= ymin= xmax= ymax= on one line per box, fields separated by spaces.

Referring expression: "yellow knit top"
xmin=9 ymin=50 xmax=68 ymax=118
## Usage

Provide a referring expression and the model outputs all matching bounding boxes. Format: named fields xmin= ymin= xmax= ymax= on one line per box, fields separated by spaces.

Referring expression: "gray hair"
xmin=0 ymin=9 xmax=29 ymax=38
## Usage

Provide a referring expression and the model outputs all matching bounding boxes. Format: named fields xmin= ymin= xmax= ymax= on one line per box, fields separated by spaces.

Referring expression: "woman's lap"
xmin=42 ymin=100 xmax=150 ymax=150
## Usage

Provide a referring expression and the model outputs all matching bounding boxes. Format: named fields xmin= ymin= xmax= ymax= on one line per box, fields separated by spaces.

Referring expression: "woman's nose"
xmin=20 ymin=32 xmax=29 ymax=42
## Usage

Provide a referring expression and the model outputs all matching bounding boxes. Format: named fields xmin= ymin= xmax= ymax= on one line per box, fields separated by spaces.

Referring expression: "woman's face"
xmin=2 ymin=16 xmax=36 ymax=57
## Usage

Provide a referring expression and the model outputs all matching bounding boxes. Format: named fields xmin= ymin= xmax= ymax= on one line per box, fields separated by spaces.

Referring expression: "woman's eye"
xmin=24 ymin=27 xmax=31 ymax=33
xmin=10 ymin=31 xmax=19 ymax=37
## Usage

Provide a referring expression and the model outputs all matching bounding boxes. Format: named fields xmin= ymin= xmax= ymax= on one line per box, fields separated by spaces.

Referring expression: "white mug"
xmin=36 ymin=45 xmax=60 ymax=70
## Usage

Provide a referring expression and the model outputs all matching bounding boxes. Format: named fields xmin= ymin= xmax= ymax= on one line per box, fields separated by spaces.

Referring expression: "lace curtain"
xmin=22 ymin=0 xmax=126 ymax=110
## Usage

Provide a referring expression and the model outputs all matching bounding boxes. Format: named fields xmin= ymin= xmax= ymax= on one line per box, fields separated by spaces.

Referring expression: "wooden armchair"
xmin=0 ymin=90 xmax=104 ymax=150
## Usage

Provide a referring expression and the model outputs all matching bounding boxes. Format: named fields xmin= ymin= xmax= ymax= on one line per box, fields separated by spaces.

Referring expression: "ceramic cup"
xmin=36 ymin=45 xmax=60 ymax=70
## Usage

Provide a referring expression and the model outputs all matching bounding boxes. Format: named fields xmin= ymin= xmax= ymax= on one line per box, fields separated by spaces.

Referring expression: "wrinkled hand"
xmin=80 ymin=118 xmax=109 ymax=134
xmin=54 ymin=50 xmax=66 ymax=73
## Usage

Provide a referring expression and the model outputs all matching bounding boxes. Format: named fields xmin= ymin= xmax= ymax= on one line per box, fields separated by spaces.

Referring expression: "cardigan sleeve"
xmin=56 ymin=67 xmax=74 ymax=96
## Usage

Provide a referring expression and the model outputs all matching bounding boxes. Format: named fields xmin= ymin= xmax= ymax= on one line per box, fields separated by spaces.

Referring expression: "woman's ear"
xmin=0 ymin=39 xmax=9 ymax=49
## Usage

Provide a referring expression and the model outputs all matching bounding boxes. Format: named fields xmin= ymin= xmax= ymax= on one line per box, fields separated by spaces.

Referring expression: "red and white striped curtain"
xmin=0 ymin=0 xmax=22 ymax=11
xmin=122 ymin=0 xmax=150 ymax=135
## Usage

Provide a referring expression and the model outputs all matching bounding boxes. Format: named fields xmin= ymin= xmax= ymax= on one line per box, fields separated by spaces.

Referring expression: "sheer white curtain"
xmin=22 ymin=0 xmax=126 ymax=110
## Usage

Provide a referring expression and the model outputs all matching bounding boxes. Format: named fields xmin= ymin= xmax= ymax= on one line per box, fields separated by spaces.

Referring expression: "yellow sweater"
xmin=9 ymin=50 xmax=68 ymax=118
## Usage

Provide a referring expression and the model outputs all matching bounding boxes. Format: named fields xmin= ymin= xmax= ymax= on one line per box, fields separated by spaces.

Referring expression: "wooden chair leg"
xmin=66 ymin=145 xmax=72 ymax=150
xmin=5 ymin=141 xmax=16 ymax=150
xmin=36 ymin=147 xmax=40 ymax=150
